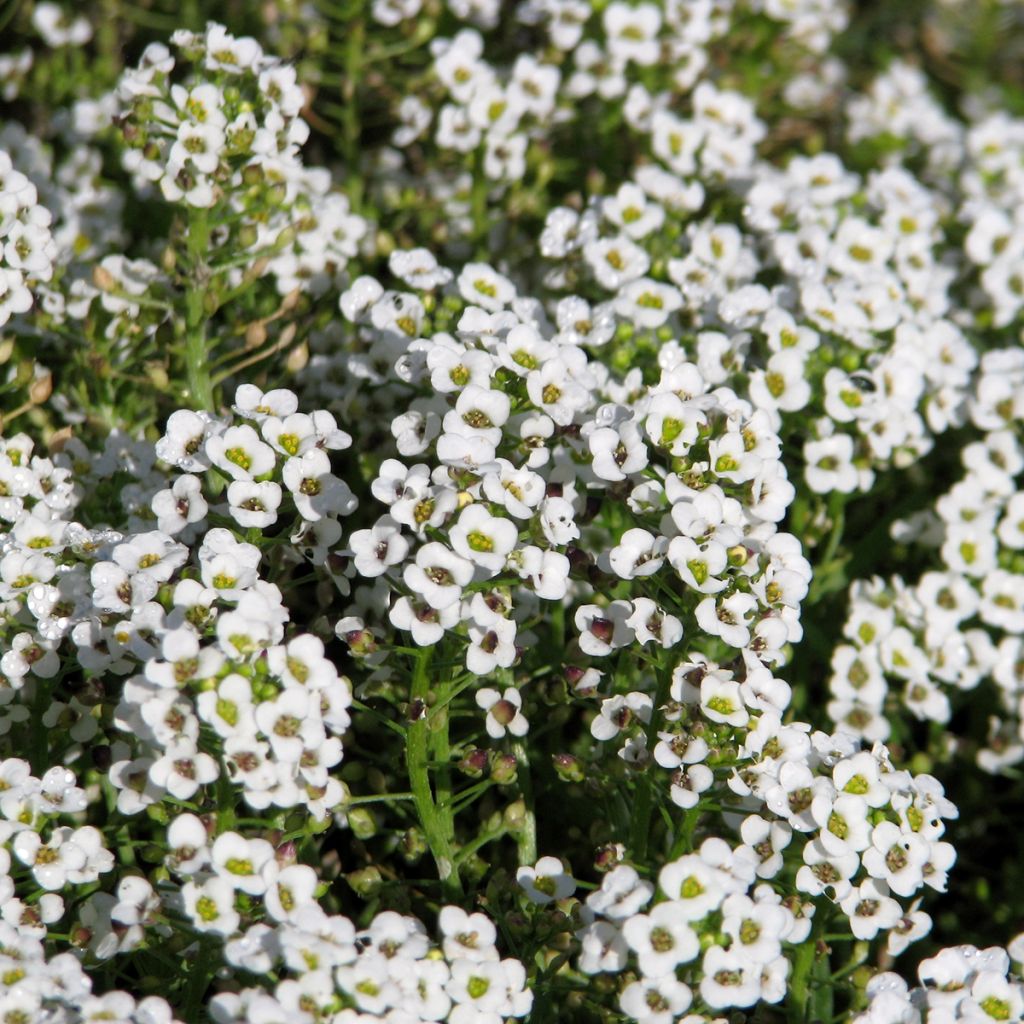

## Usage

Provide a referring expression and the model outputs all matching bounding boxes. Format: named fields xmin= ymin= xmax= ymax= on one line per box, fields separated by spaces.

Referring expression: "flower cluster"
xmin=0 ymin=146 xmax=56 ymax=327
xmin=0 ymin=919 xmax=180 ymax=1024
xmin=114 ymin=23 xmax=367 ymax=296
xmin=211 ymin=905 xmax=532 ymax=1024
xmin=855 ymin=938 xmax=1024 ymax=1024
xmin=827 ymin=348 xmax=1024 ymax=769
xmin=2 ymin=0 xmax=1024 ymax=1020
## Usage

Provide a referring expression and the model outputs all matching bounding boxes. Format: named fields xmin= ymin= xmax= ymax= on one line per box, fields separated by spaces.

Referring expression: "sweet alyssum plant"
xmin=2 ymin=2 xmax=1024 ymax=1023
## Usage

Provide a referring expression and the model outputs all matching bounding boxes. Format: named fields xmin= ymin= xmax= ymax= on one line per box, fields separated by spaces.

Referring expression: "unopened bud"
xmin=348 ymin=807 xmax=377 ymax=840
xmin=275 ymin=840 xmax=298 ymax=867
xmin=145 ymin=362 xmax=170 ymax=391
xmin=489 ymin=751 xmax=518 ymax=785
xmin=345 ymin=628 xmax=378 ymax=657
xmin=594 ymin=842 xmax=624 ymax=872
xmin=145 ymin=803 xmax=169 ymax=825
xmin=458 ymin=749 xmax=488 ymax=778
xmin=503 ymin=798 xmax=527 ymax=832
xmin=286 ymin=340 xmax=309 ymax=373
xmin=852 ymin=964 xmax=874 ymax=990
xmin=245 ymin=321 xmax=268 ymax=349
xmin=345 ymin=866 xmax=383 ymax=898
xmin=401 ymin=827 xmax=427 ymax=862
xmin=29 ymin=372 xmax=51 ymax=403
xmin=552 ymin=753 xmax=585 ymax=783
xmin=237 ymin=224 xmax=258 ymax=249
xmin=566 ymin=547 xmax=591 ymax=575
xmin=92 ymin=264 xmax=116 ymax=292
xmin=727 ymin=545 xmax=749 ymax=567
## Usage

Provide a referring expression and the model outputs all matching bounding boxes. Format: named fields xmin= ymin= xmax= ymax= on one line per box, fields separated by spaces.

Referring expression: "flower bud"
xmin=552 ymin=753 xmax=585 ymax=783
xmin=92 ymin=264 xmax=116 ymax=292
xmin=504 ymin=799 xmax=528 ymax=832
xmin=345 ymin=866 xmax=383 ymax=898
xmin=345 ymin=628 xmax=378 ymax=657
xmin=348 ymin=807 xmax=377 ymax=840
xmin=401 ymin=828 xmax=427 ymax=863
xmin=594 ymin=842 xmax=624 ymax=872
xmin=489 ymin=751 xmax=518 ymax=784
xmin=458 ymin=749 xmax=488 ymax=777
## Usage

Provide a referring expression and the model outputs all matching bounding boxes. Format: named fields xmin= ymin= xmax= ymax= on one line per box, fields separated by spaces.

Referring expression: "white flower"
xmin=476 ymin=687 xmax=529 ymax=739
xmin=608 ymin=528 xmax=666 ymax=579
xmin=586 ymin=865 xmax=654 ymax=920
xmin=457 ymin=263 xmax=516 ymax=311
xmin=575 ymin=601 xmax=635 ymax=656
xmin=604 ymin=2 xmax=661 ymax=66
xmin=620 ymin=974 xmax=692 ymax=1022
xmin=595 ymin=417 xmax=650 ymax=483
xmin=439 ymin=905 xmax=499 ymax=962
xmin=657 ymin=855 xmax=725 ymax=919
xmin=404 ymin=542 xmax=475 ymax=610
xmin=804 ymin=433 xmax=861 ymax=494
xmin=350 ymin=517 xmax=409 ymax=578
xmin=33 ymin=2 xmax=92 ymax=46
xmin=206 ymin=425 xmax=276 ymax=482
xmin=840 ymin=878 xmax=903 ymax=940
xmin=211 ymin=832 xmax=276 ymax=895
xmin=591 ymin=692 xmax=653 ymax=742
xmin=183 ymin=876 xmax=240 ymax=935
xmin=446 ymin=957 xmax=532 ymax=1019
xmin=516 ymin=856 xmax=575 ymax=904
xmin=699 ymin=946 xmax=762 ymax=1008
xmin=861 ymin=821 xmax=930 ymax=897
xmin=622 ymin=903 xmax=700 ymax=977
xmin=282 ymin=448 xmax=357 ymax=521
xmin=450 ymin=504 xmax=518 ymax=573
xmin=149 ymin=740 xmax=219 ymax=800
xmin=226 ymin=480 xmax=283 ymax=529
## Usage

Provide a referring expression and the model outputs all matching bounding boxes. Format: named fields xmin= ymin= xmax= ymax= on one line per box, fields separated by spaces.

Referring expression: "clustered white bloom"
xmin=854 ymin=938 xmax=1024 ymax=1024
xmin=828 ymin=349 xmax=1024 ymax=769
xmin=0 ymin=146 xmax=56 ymax=326
xmin=0 ymin=919 xmax=179 ymax=1023
xmin=114 ymin=23 xmax=367 ymax=296
xmin=2 ymin=0 xmax=1024 ymax=1019
xmin=211 ymin=905 xmax=532 ymax=1024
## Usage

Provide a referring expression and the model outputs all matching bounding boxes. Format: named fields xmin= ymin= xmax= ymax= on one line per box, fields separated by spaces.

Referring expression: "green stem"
xmin=788 ymin=901 xmax=828 ymax=1024
xmin=628 ymin=656 xmax=673 ymax=861
xmin=511 ymin=740 xmax=537 ymax=866
xmin=454 ymin=826 xmax=507 ymax=867
xmin=820 ymin=490 xmax=847 ymax=567
xmin=344 ymin=792 xmax=415 ymax=806
xmin=184 ymin=207 xmax=215 ymax=411
xmin=406 ymin=648 xmax=463 ymax=900
xmin=341 ymin=1 xmax=366 ymax=208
